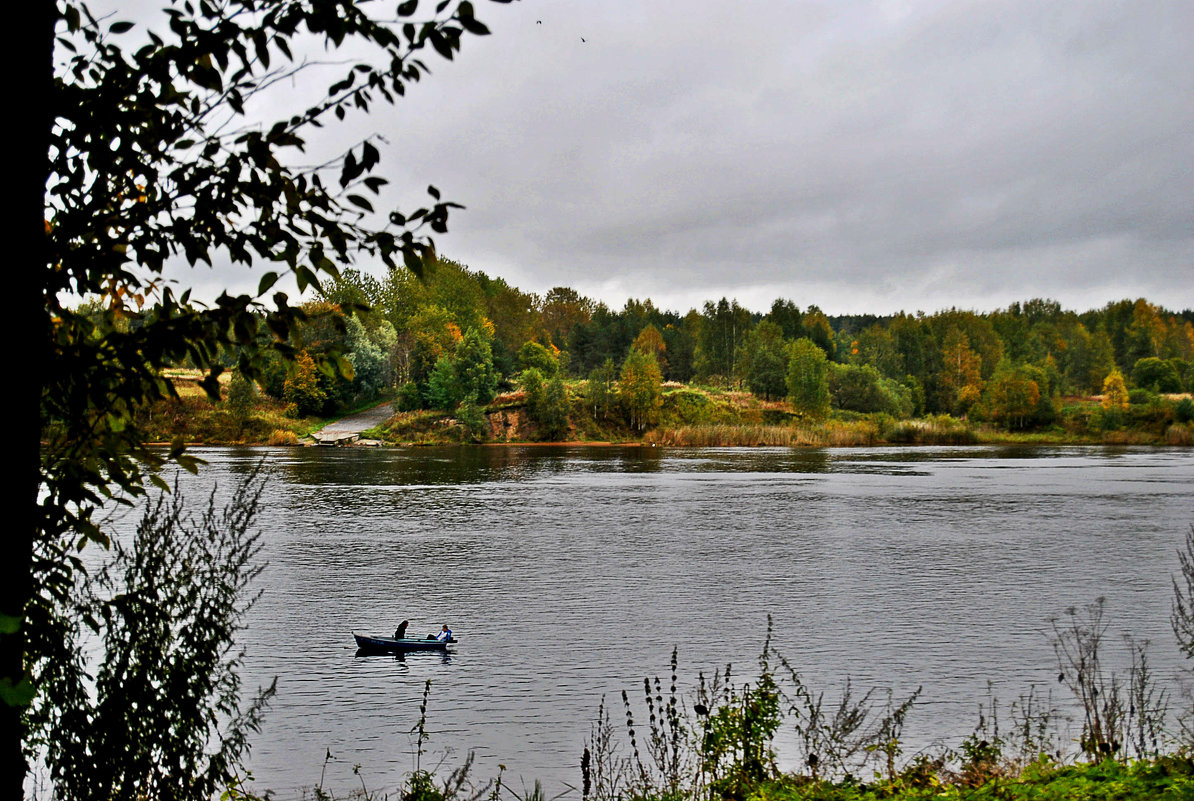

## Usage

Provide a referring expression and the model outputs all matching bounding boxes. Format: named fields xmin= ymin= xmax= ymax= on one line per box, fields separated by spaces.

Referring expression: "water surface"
xmin=147 ymin=445 xmax=1194 ymax=796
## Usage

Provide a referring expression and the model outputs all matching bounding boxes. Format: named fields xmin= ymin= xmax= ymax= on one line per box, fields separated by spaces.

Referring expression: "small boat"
xmin=353 ymin=632 xmax=458 ymax=653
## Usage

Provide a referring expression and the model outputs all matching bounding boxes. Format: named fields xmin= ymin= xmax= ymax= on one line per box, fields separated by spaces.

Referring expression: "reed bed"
xmin=883 ymin=416 xmax=979 ymax=445
xmin=1165 ymin=423 xmax=1193 ymax=445
xmin=646 ymin=420 xmax=881 ymax=447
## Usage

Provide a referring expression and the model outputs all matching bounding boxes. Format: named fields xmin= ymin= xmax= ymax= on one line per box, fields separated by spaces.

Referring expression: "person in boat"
xmin=434 ymin=624 xmax=452 ymax=642
xmin=394 ymin=620 xmax=409 ymax=640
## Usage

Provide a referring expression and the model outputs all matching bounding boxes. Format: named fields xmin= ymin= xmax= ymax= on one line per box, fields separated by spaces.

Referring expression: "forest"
xmin=94 ymin=257 xmax=1194 ymax=447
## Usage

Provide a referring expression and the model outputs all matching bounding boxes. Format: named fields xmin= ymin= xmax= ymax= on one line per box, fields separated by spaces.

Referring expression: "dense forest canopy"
xmin=307 ymin=258 xmax=1192 ymax=390
xmin=161 ymin=256 xmax=1194 ymax=435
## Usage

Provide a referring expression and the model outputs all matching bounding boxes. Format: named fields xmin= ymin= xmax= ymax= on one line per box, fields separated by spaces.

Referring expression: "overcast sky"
xmin=117 ymin=0 xmax=1194 ymax=316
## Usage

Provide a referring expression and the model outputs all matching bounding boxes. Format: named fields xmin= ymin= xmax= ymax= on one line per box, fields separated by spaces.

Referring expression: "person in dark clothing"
xmin=394 ymin=620 xmax=409 ymax=640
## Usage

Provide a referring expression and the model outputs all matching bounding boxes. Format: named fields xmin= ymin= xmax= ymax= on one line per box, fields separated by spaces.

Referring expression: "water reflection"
xmin=353 ymin=650 xmax=453 ymax=666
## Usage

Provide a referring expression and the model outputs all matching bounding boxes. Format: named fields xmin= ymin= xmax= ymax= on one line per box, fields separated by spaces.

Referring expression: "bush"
xmin=885 ymin=415 xmax=978 ymax=445
xmin=1128 ymin=388 xmax=1155 ymax=405
xmin=426 ymin=355 xmax=464 ymax=410
xmin=267 ymin=429 xmax=300 ymax=446
xmin=518 ymin=341 xmax=560 ymax=377
xmin=1165 ymin=423 xmax=1193 ymax=446
xmin=456 ymin=401 xmax=489 ymax=442
xmin=1176 ymin=397 xmax=1194 ymax=424
xmin=283 ymin=351 xmax=328 ymax=417
xmin=828 ymin=364 xmax=912 ymax=416
xmin=660 ymin=389 xmax=736 ymax=428
xmin=226 ymin=371 xmax=257 ymax=432
xmin=30 ymin=470 xmax=275 ymax=800
xmin=396 ymin=381 xmax=423 ymax=412
xmin=1132 ymin=357 xmax=1182 ymax=393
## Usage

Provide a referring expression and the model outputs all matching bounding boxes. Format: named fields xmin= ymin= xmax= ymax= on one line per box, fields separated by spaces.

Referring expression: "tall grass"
xmin=647 ymin=420 xmax=882 ymax=447
xmin=883 ymin=415 xmax=978 ymax=445
xmin=1164 ymin=423 xmax=1193 ymax=445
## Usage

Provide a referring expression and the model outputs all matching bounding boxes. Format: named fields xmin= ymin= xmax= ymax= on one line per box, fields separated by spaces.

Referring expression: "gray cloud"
xmin=98 ymin=0 xmax=1194 ymax=314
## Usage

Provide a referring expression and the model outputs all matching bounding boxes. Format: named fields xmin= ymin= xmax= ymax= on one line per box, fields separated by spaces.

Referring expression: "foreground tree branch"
xmin=15 ymin=0 xmax=512 ymax=793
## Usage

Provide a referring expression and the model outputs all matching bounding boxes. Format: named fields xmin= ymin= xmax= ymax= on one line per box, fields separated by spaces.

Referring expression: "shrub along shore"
xmin=142 ymin=371 xmax=1192 ymax=448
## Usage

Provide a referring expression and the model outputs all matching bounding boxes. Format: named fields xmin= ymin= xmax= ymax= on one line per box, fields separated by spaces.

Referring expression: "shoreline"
xmin=147 ymin=436 xmax=1190 ymax=449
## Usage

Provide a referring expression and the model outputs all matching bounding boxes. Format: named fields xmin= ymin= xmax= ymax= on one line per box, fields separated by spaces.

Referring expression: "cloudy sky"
xmin=130 ymin=0 xmax=1194 ymax=315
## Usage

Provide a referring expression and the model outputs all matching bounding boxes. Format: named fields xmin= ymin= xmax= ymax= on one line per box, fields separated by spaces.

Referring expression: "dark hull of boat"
xmin=353 ymin=633 xmax=455 ymax=652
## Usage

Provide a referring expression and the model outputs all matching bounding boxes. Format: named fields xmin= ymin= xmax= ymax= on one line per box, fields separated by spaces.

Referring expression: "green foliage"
xmin=518 ymin=341 xmax=560 ymax=378
xmin=1176 ymin=397 xmax=1194 ymax=424
xmin=700 ymin=672 xmax=782 ymax=798
xmin=1173 ymin=359 xmax=1194 ymax=393
xmin=827 ymin=364 xmax=912 ymax=417
xmin=345 ymin=316 xmax=397 ymax=399
xmin=30 ymin=0 xmax=512 ymax=787
xmin=741 ymin=321 xmax=789 ymax=401
xmin=404 ymin=305 xmax=464 ymax=390
xmin=663 ymin=317 xmax=699 ymax=384
xmin=284 ymin=351 xmax=329 ymax=417
xmin=898 ymin=375 xmax=926 ymax=417
xmin=659 ymin=390 xmax=738 ymax=428
xmin=766 ymin=299 xmax=804 ymax=340
xmin=456 ymin=401 xmax=489 ymax=442
xmin=521 ymin=368 xmax=547 ymax=409
xmin=539 ymin=378 xmax=572 ymax=440
xmin=540 ymin=286 xmax=595 ymax=354
xmin=225 ymin=371 xmax=257 ymax=430
xmin=454 ymin=327 xmax=500 ymax=406
xmin=620 ymin=349 xmax=663 ymax=431
xmin=734 ymin=758 xmax=1194 ymax=801
xmin=983 ymin=366 xmax=1044 ymax=430
xmin=633 ymin=324 xmax=670 ymax=377
xmin=318 ymin=268 xmax=383 ymax=312
xmin=519 ymin=370 xmax=570 ymax=439
xmin=29 ymin=470 xmax=275 ymax=801
xmin=587 ymin=360 xmax=618 ymax=422
xmin=397 ymin=381 xmax=424 ymax=412
xmin=1128 ymin=388 xmax=1155 ymax=405
xmin=405 ymin=770 xmax=445 ymax=801
xmin=425 ymin=327 xmax=498 ymax=410
xmin=427 ymin=356 xmax=465 ymax=410
xmin=786 ymin=339 xmax=831 ymax=418
xmin=801 ymin=307 xmax=837 ymax=362
xmin=696 ymin=298 xmax=755 ymax=385
xmin=259 ymin=349 xmax=290 ymax=401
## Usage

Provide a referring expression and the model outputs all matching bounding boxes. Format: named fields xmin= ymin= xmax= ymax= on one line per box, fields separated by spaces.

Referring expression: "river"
xmin=116 ymin=445 xmax=1194 ymax=797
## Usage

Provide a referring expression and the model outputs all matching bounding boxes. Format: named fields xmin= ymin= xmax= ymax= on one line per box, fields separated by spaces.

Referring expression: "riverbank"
xmin=292 ymin=753 xmax=1193 ymax=801
xmin=143 ymin=371 xmax=1193 ymax=448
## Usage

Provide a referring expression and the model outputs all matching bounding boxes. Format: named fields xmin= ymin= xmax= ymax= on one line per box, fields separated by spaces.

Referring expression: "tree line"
xmin=190 ymin=258 xmax=1194 ymax=433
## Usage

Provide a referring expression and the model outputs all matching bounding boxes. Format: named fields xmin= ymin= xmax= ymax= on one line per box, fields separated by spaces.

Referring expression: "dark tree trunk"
xmin=5 ymin=4 xmax=57 ymax=794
